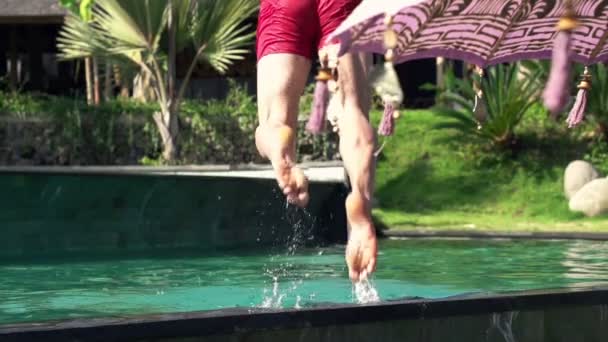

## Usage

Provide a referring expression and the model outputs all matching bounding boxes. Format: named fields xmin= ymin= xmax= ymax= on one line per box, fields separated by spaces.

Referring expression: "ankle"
xmin=255 ymin=126 xmax=267 ymax=158
xmin=346 ymin=192 xmax=371 ymax=217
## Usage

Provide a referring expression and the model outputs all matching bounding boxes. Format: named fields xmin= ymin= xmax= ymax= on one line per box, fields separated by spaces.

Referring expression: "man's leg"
xmin=255 ymin=53 xmax=312 ymax=207
xmin=335 ymin=52 xmax=377 ymax=282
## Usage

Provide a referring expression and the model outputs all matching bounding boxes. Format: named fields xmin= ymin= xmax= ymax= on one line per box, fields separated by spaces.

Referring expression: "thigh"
xmin=317 ymin=0 xmax=361 ymax=49
xmin=256 ymin=53 xmax=312 ymax=127
xmin=256 ymin=0 xmax=319 ymax=61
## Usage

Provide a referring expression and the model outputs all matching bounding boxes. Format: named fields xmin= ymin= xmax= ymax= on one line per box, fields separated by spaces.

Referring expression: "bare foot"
xmin=345 ymin=192 xmax=377 ymax=282
xmin=255 ymin=124 xmax=310 ymax=207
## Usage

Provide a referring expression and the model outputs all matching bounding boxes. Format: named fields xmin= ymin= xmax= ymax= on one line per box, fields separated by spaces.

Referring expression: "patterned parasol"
xmin=304 ymin=0 xmax=608 ymax=135
xmin=328 ymin=0 xmax=608 ymax=67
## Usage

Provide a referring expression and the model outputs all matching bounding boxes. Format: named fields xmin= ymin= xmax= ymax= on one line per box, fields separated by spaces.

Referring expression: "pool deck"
xmin=0 ymin=162 xmax=347 ymax=184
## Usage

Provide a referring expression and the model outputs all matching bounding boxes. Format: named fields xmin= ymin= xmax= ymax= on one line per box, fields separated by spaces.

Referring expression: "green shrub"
xmin=584 ymin=137 xmax=608 ymax=174
xmin=0 ymin=80 xmax=335 ymax=165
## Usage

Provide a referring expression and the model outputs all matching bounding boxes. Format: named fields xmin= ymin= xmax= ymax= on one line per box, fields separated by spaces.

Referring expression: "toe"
xmin=297 ymin=191 xmax=310 ymax=207
xmin=367 ymin=257 xmax=377 ymax=274
xmin=349 ymin=268 xmax=359 ymax=282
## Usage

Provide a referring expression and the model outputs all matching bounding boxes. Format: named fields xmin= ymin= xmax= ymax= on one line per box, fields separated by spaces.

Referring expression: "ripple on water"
xmin=2 ymin=239 xmax=608 ymax=324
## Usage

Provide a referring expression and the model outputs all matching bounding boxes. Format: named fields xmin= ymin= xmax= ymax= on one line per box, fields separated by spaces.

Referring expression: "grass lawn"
xmin=371 ymin=109 xmax=608 ymax=232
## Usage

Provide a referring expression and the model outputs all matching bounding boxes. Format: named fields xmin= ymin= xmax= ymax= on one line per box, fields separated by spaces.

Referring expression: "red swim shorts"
xmin=256 ymin=0 xmax=361 ymax=61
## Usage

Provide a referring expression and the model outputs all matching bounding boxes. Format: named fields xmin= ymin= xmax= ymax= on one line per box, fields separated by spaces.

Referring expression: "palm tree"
xmin=58 ymin=0 xmax=97 ymax=105
xmin=57 ymin=0 xmax=258 ymax=161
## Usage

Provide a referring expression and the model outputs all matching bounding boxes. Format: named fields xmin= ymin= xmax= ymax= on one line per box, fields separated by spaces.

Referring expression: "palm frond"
xmin=94 ymin=0 xmax=168 ymax=55
xmin=192 ymin=0 xmax=258 ymax=73
xmin=57 ymin=12 xmax=108 ymax=60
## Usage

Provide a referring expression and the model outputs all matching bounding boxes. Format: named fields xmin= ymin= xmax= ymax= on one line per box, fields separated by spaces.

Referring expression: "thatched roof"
xmin=0 ymin=0 xmax=67 ymax=23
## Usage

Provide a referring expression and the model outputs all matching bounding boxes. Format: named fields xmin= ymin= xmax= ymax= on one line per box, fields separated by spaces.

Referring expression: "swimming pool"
xmin=2 ymin=237 xmax=608 ymax=326
xmin=1 ymin=168 xmax=607 ymax=341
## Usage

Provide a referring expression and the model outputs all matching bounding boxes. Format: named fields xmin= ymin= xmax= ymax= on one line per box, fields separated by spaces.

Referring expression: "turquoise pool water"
xmin=2 ymin=238 xmax=608 ymax=325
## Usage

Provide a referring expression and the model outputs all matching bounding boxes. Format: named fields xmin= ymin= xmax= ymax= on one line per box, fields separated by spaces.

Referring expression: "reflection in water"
xmin=488 ymin=311 xmax=518 ymax=342
xmin=561 ymin=241 xmax=608 ymax=287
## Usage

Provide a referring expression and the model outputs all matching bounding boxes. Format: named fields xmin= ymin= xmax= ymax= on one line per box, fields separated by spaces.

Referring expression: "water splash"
xmin=260 ymin=276 xmax=285 ymax=308
xmin=258 ymin=205 xmax=318 ymax=308
xmin=353 ymin=278 xmax=380 ymax=304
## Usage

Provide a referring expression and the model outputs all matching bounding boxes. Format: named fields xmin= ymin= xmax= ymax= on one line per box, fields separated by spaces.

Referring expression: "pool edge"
xmin=2 ymin=286 xmax=607 ymax=341
xmin=384 ymin=230 xmax=608 ymax=241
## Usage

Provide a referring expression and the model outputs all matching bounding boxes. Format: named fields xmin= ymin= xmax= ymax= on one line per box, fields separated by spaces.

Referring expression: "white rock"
xmin=569 ymin=178 xmax=608 ymax=217
xmin=564 ymin=160 xmax=600 ymax=200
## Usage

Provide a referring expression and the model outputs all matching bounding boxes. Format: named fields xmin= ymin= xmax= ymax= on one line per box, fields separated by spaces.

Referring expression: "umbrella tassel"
xmin=472 ymin=66 xmax=487 ymax=129
xmin=378 ymin=101 xmax=402 ymax=136
xmin=473 ymin=95 xmax=488 ymax=130
xmin=373 ymin=59 xmax=403 ymax=136
xmin=372 ymin=14 xmax=404 ymax=137
xmin=306 ymin=68 xmax=332 ymax=134
xmin=543 ymin=7 xmax=578 ymax=118
xmin=566 ymin=67 xmax=591 ymax=128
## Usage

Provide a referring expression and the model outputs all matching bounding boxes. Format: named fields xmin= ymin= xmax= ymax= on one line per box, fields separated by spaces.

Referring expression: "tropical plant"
xmin=57 ymin=0 xmax=258 ymax=161
xmin=58 ymin=0 xmax=100 ymax=105
xmin=432 ymin=63 xmax=543 ymax=149
xmin=420 ymin=59 xmax=463 ymax=107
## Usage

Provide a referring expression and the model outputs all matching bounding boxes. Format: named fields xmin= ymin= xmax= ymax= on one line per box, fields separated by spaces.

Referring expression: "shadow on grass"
xmin=376 ymin=154 xmax=499 ymax=214
xmin=376 ymin=126 xmax=589 ymax=216
xmin=511 ymin=130 xmax=589 ymax=181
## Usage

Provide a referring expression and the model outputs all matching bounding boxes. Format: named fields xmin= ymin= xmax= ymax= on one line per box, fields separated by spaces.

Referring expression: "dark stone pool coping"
xmin=384 ymin=230 xmax=608 ymax=241
xmin=0 ymin=162 xmax=347 ymax=184
xmin=2 ymin=286 xmax=607 ymax=341
xmin=0 ymin=162 xmax=344 ymax=174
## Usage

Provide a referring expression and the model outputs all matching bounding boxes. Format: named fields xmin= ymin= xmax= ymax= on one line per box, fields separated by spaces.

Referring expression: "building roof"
xmin=0 ymin=0 xmax=67 ymax=23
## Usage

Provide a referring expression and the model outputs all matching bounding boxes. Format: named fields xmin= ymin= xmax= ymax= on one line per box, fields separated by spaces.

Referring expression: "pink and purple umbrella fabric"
xmin=327 ymin=0 xmax=608 ymax=67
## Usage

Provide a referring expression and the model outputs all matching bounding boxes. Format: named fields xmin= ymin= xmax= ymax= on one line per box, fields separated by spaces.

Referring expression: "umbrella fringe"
xmin=566 ymin=66 xmax=591 ymax=128
xmin=370 ymin=60 xmax=404 ymax=136
xmin=543 ymin=6 xmax=578 ymax=118
xmin=473 ymin=95 xmax=488 ymax=130
xmin=378 ymin=100 xmax=401 ymax=136
xmin=306 ymin=68 xmax=332 ymax=134
xmin=472 ymin=66 xmax=487 ymax=129
xmin=372 ymin=14 xmax=404 ymax=137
